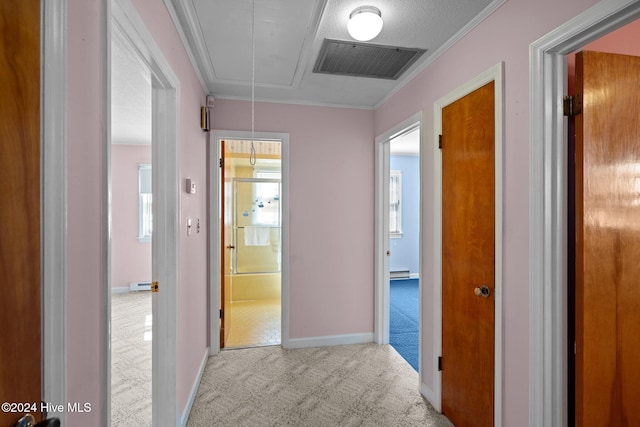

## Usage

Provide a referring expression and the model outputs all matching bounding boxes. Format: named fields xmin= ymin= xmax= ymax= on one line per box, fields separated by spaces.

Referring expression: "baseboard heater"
xmin=390 ymin=270 xmax=410 ymax=279
xmin=129 ymin=281 xmax=152 ymax=292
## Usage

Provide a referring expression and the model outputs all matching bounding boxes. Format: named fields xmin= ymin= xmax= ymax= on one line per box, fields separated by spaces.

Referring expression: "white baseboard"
xmin=421 ymin=382 xmax=440 ymax=412
xmin=111 ymin=287 xmax=129 ymax=294
xmin=284 ymin=332 xmax=374 ymax=349
xmin=180 ymin=347 xmax=209 ymax=427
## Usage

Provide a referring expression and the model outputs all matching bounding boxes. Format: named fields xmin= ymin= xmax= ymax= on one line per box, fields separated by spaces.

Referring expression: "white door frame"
xmin=374 ymin=112 xmax=422 ymax=347
xmin=209 ymin=130 xmax=290 ymax=354
xmin=529 ymin=1 xmax=640 ymax=426
xmin=106 ymin=1 xmax=180 ymax=425
xmin=42 ymin=1 xmax=68 ymax=424
xmin=432 ymin=63 xmax=504 ymax=424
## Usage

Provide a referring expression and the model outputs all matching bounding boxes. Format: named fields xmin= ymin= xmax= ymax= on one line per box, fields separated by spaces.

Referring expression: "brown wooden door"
xmin=0 ymin=1 xmax=42 ymax=426
xmin=574 ymin=50 xmax=640 ymax=427
xmin=441 ymin=81 xmax=495 ymax=427
xmin=220 ymin=141 xmax=233 ymax=347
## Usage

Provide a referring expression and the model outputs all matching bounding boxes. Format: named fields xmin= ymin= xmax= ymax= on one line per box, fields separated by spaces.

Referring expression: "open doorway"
xmin=109 ymin=23 xmax=153 ymax=426
xmin=565 ymin=18 xmax=640 ymax=427
xmin=529 ymin=3 xmax=640 ymax=425
xmin=221 ymin=139 xmax=282 ymax=349
xmin=210 ymin=131 xmax=290 ymax=354
xmin=374 ymin=113 xmax=422 ymax=375
xmin=388 ymin=125 xmax=421 ymax=371
xmin=106 ymin=0 xmax=180 ymax=425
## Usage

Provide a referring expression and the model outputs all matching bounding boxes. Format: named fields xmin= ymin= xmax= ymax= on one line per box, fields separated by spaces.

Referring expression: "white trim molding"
xmin=209 ymin=130 xmax=290 ymax=355
xmin=432 ymin=62 xmax=504 ymax=424
xmin=42 ymin=1 xmax=68 ymax=424
xmin=180 ymin=348 xmax=209 ymax=427
xmin=528 ymin=1 xmax=640 ymax=426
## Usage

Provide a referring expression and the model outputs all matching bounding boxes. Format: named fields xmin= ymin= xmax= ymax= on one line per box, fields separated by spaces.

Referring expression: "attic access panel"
xmin=313 ymin=39 xmax=426 ymax=80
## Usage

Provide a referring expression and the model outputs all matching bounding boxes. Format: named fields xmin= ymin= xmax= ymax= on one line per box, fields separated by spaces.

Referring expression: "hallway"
xmin=186 ymin=344 xmax=452 ymax=426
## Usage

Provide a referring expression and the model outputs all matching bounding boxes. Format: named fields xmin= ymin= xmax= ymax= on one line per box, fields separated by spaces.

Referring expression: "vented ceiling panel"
xmin=313 ymin=39 xmax=426 ymax=80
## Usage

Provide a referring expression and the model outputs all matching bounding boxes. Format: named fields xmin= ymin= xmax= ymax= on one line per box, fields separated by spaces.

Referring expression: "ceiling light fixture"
xmin=347 ymin=6 xmax=383 ymax=42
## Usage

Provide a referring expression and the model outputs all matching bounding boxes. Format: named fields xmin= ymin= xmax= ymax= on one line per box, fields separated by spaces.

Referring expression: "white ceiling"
xmin=110 ymin=0 xmax=503 ymax=143
xmin=166 ymin=0 xmax=502 ymax=109
xmin=390 ymin=126 xmax=420 ymax=156
xmin=111 ymin=28 xmax=152 ymax=145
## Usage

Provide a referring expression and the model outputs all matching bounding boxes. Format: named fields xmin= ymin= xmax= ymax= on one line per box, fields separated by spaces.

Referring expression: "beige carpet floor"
xmin=186 ymin=344 xmax=454 ymax=427
xmin=111 ymin=291 xmax=152 ymax=427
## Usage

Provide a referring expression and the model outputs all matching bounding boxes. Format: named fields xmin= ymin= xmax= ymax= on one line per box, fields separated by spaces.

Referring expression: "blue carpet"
xmin=390 ymin=278 xmax=419 ymax=371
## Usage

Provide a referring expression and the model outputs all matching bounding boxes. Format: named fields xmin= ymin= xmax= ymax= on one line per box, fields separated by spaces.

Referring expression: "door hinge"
xmin=438 ymin=356 xmax=442 ymax=371
xmin=438 ymin=134 xmax=443 ymax=149
xmin=563 ymin=95 xmax=582 ymax=117
xmin=151 ymin=281 xmax=159 ymax=293
xmin=219 ymin=309 xmax=224 ymax=319
xmin=219 ymin=157 xmax=224 ymax=168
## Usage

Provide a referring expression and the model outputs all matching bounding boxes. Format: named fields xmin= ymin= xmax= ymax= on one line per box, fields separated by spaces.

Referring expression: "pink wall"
xmin=66 ymin=1 xmax=105 ymax=425
xmin=111 ymin=144 xmax=152 ymax=289
xmin=373 ymin=0 xmax=599 ymax=425
xmin=66 ymin=0 xmax=207 ymax=424
xmin=211 ymin=100 xmax=375 ymax=338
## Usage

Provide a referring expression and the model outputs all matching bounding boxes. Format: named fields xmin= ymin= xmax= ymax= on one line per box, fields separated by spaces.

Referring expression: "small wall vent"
xmin=313 ymin=39 xmax=426 ymax=80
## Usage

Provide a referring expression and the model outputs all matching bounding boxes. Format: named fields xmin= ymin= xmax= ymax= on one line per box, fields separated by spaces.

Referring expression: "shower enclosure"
xmin=230 ymin=177 xmax=281 ymax=301
xmin=222 ymin=176 xmax=282 ymax=348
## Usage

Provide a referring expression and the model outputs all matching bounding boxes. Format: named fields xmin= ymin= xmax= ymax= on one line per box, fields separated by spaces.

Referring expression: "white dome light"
xmin=347 ymin=6 xmax=383 ymax=42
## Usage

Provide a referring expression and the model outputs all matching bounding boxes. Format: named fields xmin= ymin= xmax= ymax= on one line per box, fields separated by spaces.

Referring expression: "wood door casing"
xmin=441 ymin=81 xmax=495 ymax=427
xmin=0 ymin=1 xmax=42 ymax=425
xmin=575 ymin=50 xmax=640 ymax=427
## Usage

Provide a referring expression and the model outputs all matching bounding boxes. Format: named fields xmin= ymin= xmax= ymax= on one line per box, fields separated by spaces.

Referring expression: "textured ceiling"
xmin=111 ymin=28 xmax=152 ymax=145
xmin=165 ymin=0 xmax=503 ymax=109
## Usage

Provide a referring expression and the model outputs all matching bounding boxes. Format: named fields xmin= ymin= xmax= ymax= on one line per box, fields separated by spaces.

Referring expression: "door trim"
xmin=209 ymin=130 xmax=290 ymax=354
xmin=374 ymin=112 xmax=422 ymax=347
xmin=107 ymin=1 xmax=181 ymax=425
xmin=42 ymin=0 xmax=68 ymax=423
xmin=529 ymin=1 xmax=640 ymax=425
xmin=432 ymin=62 xmax=504 ymax=424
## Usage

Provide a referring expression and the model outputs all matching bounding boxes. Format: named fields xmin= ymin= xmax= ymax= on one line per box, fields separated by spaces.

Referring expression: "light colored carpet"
xmin=111 ymin=291 xmax=152 ymax=427
xmin=186 ymin=343 xmax=453 ymax=427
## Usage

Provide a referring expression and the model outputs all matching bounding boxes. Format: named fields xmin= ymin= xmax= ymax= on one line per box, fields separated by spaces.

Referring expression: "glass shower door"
xmin=234 ymin=179 xmax=281 ymax=274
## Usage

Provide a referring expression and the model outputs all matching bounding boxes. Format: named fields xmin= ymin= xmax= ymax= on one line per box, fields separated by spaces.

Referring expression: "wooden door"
xmin=0 ymin=1 xmax=42 ymax=426
xmin=441 ymin=81 xmax=495 ymax=427
xmin=220 ymin=141 xmax=233 ymax=347
xmin=575 ymin=50 xmax=640 ymax=427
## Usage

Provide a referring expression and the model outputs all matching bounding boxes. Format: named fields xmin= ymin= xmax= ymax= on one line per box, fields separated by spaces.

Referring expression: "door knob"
xmin=474 ymin=285 xmax=491 ymax=298
xmin=13 ymin=414 xmax=61 ymax=427
xmin=226 ymin=245 xmax=235 ymax=249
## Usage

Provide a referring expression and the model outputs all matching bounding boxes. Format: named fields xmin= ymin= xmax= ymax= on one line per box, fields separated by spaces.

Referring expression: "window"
xmin=390 ymin=170 xmax=402 ymax=237
xmin=138 ymin=164 xmax=152 ymax=242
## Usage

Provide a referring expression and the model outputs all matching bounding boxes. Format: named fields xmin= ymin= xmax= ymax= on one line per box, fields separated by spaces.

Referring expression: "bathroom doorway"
xmin=220 ymin=139 xmax=282 ymax=349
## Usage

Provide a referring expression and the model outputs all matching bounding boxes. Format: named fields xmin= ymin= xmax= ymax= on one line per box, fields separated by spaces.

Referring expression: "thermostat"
xmin=186 ymin=178 xmax=196 ymax=194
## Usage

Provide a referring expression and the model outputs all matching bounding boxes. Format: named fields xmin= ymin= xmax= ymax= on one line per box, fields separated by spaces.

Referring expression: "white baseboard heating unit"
xmin=129 ymin=281 xmax=152 ymax=292
xmin=390 ymin=270 xmax=410 ymax=279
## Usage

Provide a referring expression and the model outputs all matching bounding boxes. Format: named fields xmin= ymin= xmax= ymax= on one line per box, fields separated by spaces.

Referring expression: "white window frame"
xmin=390 ymin=169 xmax=402 ymax=238
xmin=138 ymin=163 xmax=152 ymax=242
